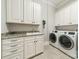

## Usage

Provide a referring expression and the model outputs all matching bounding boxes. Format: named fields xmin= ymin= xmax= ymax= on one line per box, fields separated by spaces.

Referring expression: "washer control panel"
xmin=68 ymin=32 xmax=75 ymax=35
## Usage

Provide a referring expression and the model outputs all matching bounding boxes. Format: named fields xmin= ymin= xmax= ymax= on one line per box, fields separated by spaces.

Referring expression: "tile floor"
xmin=32 ymin=45 xmax=72 ymax=59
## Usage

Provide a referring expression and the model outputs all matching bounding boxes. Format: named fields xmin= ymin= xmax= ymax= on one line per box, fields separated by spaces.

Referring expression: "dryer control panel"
xmin=68 ymin=32 xmax=75 ymax=35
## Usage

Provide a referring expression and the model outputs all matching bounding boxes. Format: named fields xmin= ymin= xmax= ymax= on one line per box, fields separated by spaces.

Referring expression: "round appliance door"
xmin=59 ymin=35 xmax=74 ymax=50
xmin=49 ymin=33 xmax=57 ymax=43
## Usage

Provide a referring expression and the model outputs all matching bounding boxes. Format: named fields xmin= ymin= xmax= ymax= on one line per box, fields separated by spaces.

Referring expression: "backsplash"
xmin=55 ymin=24 xmax=78 ymax=31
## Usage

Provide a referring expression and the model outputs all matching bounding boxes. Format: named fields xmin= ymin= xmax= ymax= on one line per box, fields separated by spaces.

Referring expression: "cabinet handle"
xmin=10 ymin=44 xmax=18 ymax=47
xmin=10 ymin=49 xmax=17 ymax=53
xmin=21 ymin=20 xmax=24 ymax=22
xmin=34 ymin=41 xmax=37 ymax=43
xmin=15 ymin=19 xmax=19 ymax=20
xmin=10 ymin=40 xmax=17 ymax=42
xmin=34 ymin=41 xmax=36 ymax=43
xmin=16 ymin=58 xmax=18 ymax=59
xmin=69 ymin=22 xmax=72 ymax=24
xmin=32 ymin=21 xmax=35 ymax=23
xmin=16 ymin=58 xmax=19 ymax=59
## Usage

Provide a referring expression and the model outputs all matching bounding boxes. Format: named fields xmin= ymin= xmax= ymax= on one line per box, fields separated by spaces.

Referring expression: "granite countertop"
xmin=1 ymin=32 xmax=43 ymax=39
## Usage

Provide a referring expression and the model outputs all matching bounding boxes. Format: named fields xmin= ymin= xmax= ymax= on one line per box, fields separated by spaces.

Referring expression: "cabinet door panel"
xmin=55 ymin=1 xmax=78 ymax=25
xmin=36 ymin=39 xmax=44 ymax=54
xmin=7 ymin=0 xmax=23 ymax=22
xmin=25 ymin=40 xmax=35 ymax=58
xmin=24 ymin=0 xmax=33 ymax=23
xmin=70 ymin=2 xmax=78 ymax=24
xmin=34 ymin=0 xmax=41 ymax=24
xmin=3 ymin=52 xmax=23 ymax=59
xmin=2 ymin=46 xmax=23 ymax=57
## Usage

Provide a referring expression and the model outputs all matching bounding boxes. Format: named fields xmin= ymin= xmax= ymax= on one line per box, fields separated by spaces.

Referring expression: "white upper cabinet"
xmin=70 ymin=1 xmax=78 ymax=24
xmin=55 ymin=8 xmax=70 ymax=26
xmin=55 ymin=1 xmax=78 ymax=26
xmin=25 ymin=38 xmax=35 ymax=58
xmin=7 ymin=0 xmax=23 ymax=23
xmin=24 ymin=0 xmax=33 ymax=24
xmin=33 ymin=0 xmax=41 ymax=24
xmin=7 ymin=0 xmax=41 ymax=25
xmin=24 ymin=0 xmax=41 ymax=24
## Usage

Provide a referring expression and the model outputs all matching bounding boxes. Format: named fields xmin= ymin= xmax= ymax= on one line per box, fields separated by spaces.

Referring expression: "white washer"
xmin=49 ymin=31 xmax=59 ymax=48
xmin=57 ymin=31 xmax=78 ymax=59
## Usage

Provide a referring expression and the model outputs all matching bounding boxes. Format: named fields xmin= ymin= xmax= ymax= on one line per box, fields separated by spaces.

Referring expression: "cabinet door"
xmin=55 ymin=10 xmax=68 ymax=26
xmin=36 ymin=37 xmax=44 ymax=54
xmin=24 ymin=0 xmax=33 ymax=24
xmin=25 ymin=39 xmax=35 ymax=58
xmin=70 ymin=1 xmax=78 ymax=24
xmin=3 ymin=52 xmax=23 ymax=59
xmin=7 ymin=0 xmax=23 ymax=23
xmin=33 ymin=0 xmax=41 ymax=24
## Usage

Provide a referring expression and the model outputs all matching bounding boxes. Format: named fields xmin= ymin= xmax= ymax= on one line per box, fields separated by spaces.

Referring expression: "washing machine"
xmin=49 ymin=31 xmax=59 ymax=48
xmin=57 ymin=31 xmax=78 ymax=59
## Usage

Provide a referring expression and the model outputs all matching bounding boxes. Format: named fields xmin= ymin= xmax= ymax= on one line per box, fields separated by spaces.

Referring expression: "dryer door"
xmin=59 ymin=35 xmax=74 ymax=50
xmin=49 ymin=33 xmax=57 ymax=43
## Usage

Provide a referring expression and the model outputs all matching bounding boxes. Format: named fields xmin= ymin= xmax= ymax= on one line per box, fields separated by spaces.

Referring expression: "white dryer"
xmin=57 ymin=31 xmax=78 ymax=59
xmin=49 ymin=31 xmax=59 ymax=48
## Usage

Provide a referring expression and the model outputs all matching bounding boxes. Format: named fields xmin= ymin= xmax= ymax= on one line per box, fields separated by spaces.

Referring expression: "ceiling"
xmin=51 ymin=0 xmax=69 ymax=5
xmin=50 ymin=0 xmax=77 ymax=8
xmin=42 ymin=0 xmax=77 ymax=9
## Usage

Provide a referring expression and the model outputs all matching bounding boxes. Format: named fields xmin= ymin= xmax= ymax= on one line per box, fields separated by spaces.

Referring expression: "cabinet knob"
xmin=34 ymin=41 xmax=37 ymax=43
xmin=10 ymin=44 xmax=18 ymax=47
xmin=34 ymin=41 xmax=36 ymax=43
xmin=21 ymin=20 xmax=24 ymax=22
xmin=69 ymin=22 xmax=72 ymax=24
xmin=16 ymin=57 xmax=18 ymax=59
xmin=10 ymin=40 xmax=17 ymax=42
xmin=10 ymin=49 xmax=17 ymax=52
xmin=32 ymin=21 xmax=35 ymax=23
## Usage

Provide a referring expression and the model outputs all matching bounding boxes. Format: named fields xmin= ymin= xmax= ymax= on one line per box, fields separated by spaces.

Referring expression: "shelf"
xmin=55 ymin=24 xmax=78 ymax=31
xmin=55 ymin=24 xmax=78 ymax=27
xmin=6 ymin=21 xmax=40 ymax=26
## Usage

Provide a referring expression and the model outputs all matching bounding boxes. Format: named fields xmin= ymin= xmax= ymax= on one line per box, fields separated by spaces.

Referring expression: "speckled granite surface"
xmin=1 ymin=32 xmax=43 ymax=39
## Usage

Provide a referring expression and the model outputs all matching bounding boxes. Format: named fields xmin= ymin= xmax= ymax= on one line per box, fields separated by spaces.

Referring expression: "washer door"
xmin=59 ymin=35 xmax=74 ymax=50
xmin=49 ymin=33 xmax=57 ymax=43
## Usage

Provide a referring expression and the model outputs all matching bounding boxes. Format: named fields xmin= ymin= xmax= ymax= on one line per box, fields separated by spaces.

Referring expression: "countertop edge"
xmin=1 ymin=34 xmax=44 ymax=40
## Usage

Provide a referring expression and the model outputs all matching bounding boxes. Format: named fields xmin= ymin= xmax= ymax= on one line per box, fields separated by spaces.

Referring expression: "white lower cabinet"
xmin=2 ymin=46 xmax=23 ymax=57
xmin=3 ymin=52 xmax=23 ymax=59
xmin=2 ymin=38 xmax=24 ymax=59
xmin=25 ymin=39 xmax=35 ymax=58
xmin=24 ymin=35 xmax=44 ymax=59
xmin=2 ymin=35 xmax=44 ymax=59
xmin=36 ymin=39 xmax=44 ymax=54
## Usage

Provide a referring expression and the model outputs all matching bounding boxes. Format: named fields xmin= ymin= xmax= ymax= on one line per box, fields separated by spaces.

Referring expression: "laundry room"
xmin=1 ymin=0 xmax=78 ymax=59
